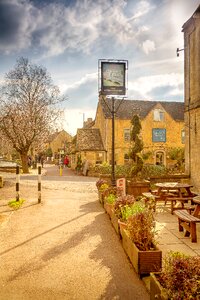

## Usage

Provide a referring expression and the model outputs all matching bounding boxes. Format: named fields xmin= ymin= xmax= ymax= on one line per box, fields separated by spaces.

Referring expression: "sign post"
xmin=98 ymin=59 xmax=128 ymax=186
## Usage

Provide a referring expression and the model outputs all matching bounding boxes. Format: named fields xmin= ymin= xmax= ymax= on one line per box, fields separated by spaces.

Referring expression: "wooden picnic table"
xmin=154 ymin=182 xmax=196 ymax=214
xmin=155 ymin=182 xmax=194 ymax=198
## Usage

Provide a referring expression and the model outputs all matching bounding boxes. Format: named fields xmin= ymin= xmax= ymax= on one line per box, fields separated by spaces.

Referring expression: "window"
xmin=152 ymin=128 xmax=166 ymax=142
xmin=181 ymin=129 xmax=185 ymax=144
xmin=124 ymin=129 xmax=130 ymax=142
xmin=155 ymin=151 xmax=165 ymax=166
xmin=153 ymin=109 xmax=164 ymax=121
xmin=124 ymin=153 xmax=129 ymax=164
xmin=96 ymin=152 xmax=103 ymax=164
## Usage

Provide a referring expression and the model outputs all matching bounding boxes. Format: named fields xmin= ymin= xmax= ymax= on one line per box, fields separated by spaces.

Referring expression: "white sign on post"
xmin=116 ymin=178 xmax=126 ymax=196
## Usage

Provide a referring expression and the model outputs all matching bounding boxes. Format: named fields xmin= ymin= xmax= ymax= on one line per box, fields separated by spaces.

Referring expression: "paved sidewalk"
xmin=0 ymin=176 xmax=149 ymax=300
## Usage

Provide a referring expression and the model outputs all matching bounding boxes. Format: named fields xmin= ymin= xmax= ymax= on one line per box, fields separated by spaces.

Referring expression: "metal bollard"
xmin=38 ymin=165 xmax=42 ymax=203
xmin=59 ymin=165 xmax=63 ymax=176
xmin=16 ymin=165 xmax=20 ymax=201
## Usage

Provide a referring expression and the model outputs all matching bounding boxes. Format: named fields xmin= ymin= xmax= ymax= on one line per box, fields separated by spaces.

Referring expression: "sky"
xmin=0 ymin=0 xmax=199 ymax=135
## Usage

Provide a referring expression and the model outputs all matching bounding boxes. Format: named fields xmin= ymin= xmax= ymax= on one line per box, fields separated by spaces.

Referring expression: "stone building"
xmin=70 ymin=128 xmax=106 ymax=170
xmin=73 ymin=97 xmax=185 ymax=169
xmin=93 ymin=97 xmax=185 ymax=167
xmin=183 ymin=4 xmax=200 ymax=189
xmin=46 ymin=129 xmax=72 ymax=161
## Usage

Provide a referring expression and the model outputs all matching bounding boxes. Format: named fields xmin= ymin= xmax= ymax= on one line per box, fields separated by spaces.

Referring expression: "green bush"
xmin=8 ymin=198 xmax=25 ymax=209
xmin=104 ymin=194 xmax=117 ymax=204
xmin=121 ymin=202 xmax=145 ymax=222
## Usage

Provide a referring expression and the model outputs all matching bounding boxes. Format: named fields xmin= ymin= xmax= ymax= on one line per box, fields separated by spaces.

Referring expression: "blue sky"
xmin=0 ymin=0 xmax=199 ymax=135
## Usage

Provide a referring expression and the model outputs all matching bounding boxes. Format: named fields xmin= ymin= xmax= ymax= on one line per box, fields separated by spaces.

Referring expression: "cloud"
xmin=142 ymin=39 xmax=156 ymax=54
xmin=127 ymin=0 xmax=153 ymax=21
xmin=0 ymin=0 xmax=37 ymax=54
xmin=128 ymin=73 xmax=184 ymax=100
xmin=63 ymin=72 xmax=98 ymax=110
xmin=63 ymin=108 xmax=96 ymax=136
xmin=0 ymin=0 xmax=157 ymax=57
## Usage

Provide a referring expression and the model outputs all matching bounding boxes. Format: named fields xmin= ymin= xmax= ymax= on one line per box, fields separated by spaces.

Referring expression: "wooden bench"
xmin=165 ymin=197 xmax=194 ymax=215
xmin=174 ymin=209 xmax=200 ymax=242
xmin=142 ymin=192 xmax=162 ymax=211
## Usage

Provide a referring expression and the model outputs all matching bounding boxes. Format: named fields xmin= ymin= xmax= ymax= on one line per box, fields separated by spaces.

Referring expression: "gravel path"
xmin=0 ymin=172 xmax=149 ymax=300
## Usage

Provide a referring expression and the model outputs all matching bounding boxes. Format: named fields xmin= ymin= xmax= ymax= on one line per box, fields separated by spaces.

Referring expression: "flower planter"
xmin=126 ymin=180 xmax=150 ymax=198
xmin=150 ymin=273 xmax=168 ymax=300
xmin=104 ymin=203 xmax=113 ymax=218
xmin=98 ymin=191 xmax=103 ymax=204
xmin=121 ymin=228 xmax=162 ymax=276
xmin=110 ymin=211 xmax=120 ymax=235
xmin=118 ymin=220 xmax=127 ymax=236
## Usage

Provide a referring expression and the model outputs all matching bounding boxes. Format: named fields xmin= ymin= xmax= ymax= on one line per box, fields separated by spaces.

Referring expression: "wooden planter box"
xmin=126 ymin=180 xmax=150 ymax=198
xmin=118 ymin=220 xmax=127 ymax=236
xmin=98 ymin=191 xmax=103 ymax=204
xmin=150 ymin=273 xmax=168 ymax=300
xmin=110 ymin=212 xmax=120 ymax=235
xmin=104 ymin=203 xmax=113 ymax=219
xmin=121 ymin=229 xmax=162 ymax=276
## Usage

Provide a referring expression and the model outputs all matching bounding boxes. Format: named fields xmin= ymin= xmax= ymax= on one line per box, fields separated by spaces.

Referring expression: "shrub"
xmin=104 ymin=193 xmax=117 ymax=205
xmin=120 ymin=202 xmax=145 ymax=222
xmin=159 ymin=251 xmax=200 ymax=300
xmin=96 ymin=178 xmax=108 ymax=190
xmin=98 ymin=183 xmax=109 ymax=193
xmin=127 ymin=207 xmax=157 ymax=251
xmin=114 ymin=194 xmax=135 ymax=220
xmin=102 ymin=186 xmax=122 ymax=199
xmin=8 ymin=198 xmax=25 ymax=210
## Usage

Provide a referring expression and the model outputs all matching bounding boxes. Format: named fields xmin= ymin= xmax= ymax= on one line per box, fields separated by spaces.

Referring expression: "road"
xmin=0 ymin=165 xmax=150 ymax=299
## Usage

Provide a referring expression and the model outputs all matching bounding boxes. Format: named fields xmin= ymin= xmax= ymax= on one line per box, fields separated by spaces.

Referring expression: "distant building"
xmin=46 ymin=129 xmax=72 ymax=161
xmin=183 ymin=4 xmax=200 ymax=190
xmin=73 ymin=97 xmax=185 ymax=169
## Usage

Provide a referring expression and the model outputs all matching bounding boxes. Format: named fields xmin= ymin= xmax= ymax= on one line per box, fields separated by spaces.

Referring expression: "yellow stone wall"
xmin=47 ymin=130 xmax=72 ymax=156
xmin=184 ymin=11 xmax=200 ymax=190
xmin=95 ymin=102 xmax=184 ymax=166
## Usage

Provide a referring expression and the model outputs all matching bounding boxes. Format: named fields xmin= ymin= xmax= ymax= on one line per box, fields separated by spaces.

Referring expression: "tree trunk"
xmin=20 ymin=152 xmax=29 ymax=173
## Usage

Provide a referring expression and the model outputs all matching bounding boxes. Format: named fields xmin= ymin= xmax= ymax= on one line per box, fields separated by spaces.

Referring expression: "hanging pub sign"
xmin=99 ymin=59 xmax=128 ymax=96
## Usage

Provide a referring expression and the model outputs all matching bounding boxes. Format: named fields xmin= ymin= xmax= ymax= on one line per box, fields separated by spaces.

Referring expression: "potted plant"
xmin=103 ymin=186 xmax=122 ymax=218
xmin=121 ymin=205 xmax=162 ymax=276
xmin=126 ymin=114 xmax=150 ymax=197
xmin=96 ymin=179 xmax=109 ymax=204
xmin=150 ymin=251 xmax=200 ymax=300
xmin=112 ymin=194 xmax=135 ymax=235
xmin=119 ymin=201 xmax=145 ymax=233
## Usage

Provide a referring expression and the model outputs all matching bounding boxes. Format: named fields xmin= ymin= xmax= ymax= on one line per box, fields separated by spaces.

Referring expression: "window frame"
xmin=152 ymin=128 xmax=166 ymax=142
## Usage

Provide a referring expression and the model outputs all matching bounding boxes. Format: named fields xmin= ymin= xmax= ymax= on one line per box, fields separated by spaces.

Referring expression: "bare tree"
xmin=0 ymin=57 xmax=66 ymax=173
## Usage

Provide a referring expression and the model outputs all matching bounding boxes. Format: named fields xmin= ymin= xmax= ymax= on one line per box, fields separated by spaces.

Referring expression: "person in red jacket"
xmin=64 ymin=155 xmax=69 ymax=167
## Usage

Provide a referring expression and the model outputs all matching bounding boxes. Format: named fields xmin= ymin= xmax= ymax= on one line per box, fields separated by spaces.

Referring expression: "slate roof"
xmin=47 ymin=129 xmax=72 ymax=143
xmin=182 ymin=4 xmax=200 ymax=31
xmin=76 ymin=128 xmax=105 ymax=151
xmin=100 ymin=98 xmax=184 ymax=121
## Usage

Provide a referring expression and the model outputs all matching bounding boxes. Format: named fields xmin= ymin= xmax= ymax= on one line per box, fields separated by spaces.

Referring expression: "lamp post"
xmin=111 ymin=97 xmax=115 ymax=186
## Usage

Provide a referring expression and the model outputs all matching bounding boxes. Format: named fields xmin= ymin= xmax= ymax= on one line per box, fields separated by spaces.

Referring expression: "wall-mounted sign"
xmin=99 ymin=59 xmax=128 ymax=96
xmin=152 ymin=128 xmax=166 ymax=142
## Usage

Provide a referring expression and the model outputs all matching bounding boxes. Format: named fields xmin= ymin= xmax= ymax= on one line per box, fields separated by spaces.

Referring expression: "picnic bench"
xmin=142 ymin=192 xmax=161 ymax=211
xmin=174 ymin=195 xmax=200 ymax=242
xmin=174 ymin=209 xmax=200 ymax=242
